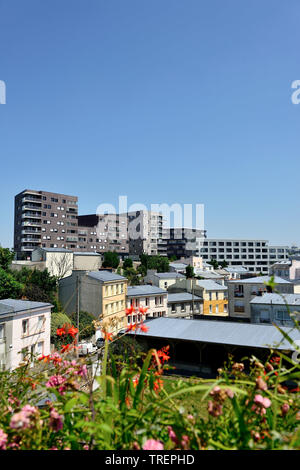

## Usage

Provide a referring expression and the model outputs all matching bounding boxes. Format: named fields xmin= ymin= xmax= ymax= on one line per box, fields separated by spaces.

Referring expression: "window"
xmin=181 ymin=304 xmax=185 ymax=312
xmin=215 ymin=304 xmax=219 ymax=313
xmin=37 ymin=342 xmax=44 ymax=356
xmin=0 ymin=324 xmax=4 ymax=340
xmin=22 ymin=319 xmax=29 ymax=336
xmin=37 ymin=316 xmax=44 ymax=331
xmin=209 ymin=305 xmax=212 ymax=314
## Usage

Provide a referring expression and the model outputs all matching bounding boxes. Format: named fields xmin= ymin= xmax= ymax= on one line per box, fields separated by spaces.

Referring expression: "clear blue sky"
xmin=0 ymin=0 xmax=300 ymax=248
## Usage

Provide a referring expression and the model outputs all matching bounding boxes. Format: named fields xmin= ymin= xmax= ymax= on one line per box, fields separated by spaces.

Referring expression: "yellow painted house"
xmin=59 ymin=270 xmax=128 ymax=334
xmin=194 ymin=280 xmax=228 ymax=316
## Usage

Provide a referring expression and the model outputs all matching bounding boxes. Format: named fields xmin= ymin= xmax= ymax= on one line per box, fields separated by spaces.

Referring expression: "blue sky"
xmin=0 ymin=0 xmax=300 ymax=248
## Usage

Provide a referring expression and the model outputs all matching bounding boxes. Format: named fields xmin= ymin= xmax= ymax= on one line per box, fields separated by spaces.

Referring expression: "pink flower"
xmin=21 ymin=405 xmax=37 ymax=415
xmin=281 ymin=403 xmax=290 ymax=416
xmin=143 ymin=439 xmax=164 ymax=450
xmin=256 ymin=377 xmax=268 ymax=391
xmin=49 ymin=409 xmax=64 ymax=432
xmin=226 ymin=388 xmax=235 ymax=399
xmin=208 ymin=400 xmax=223 ymax=417
xmin=167 ymin=426 xmax=179 ymax=445
xmin=10 ymin=411 xmax=31 ymax=429
xmin=0 ymin=429 xmax=8 ymax=450
xmin=181 ymin=435 xmax=189 ymax=449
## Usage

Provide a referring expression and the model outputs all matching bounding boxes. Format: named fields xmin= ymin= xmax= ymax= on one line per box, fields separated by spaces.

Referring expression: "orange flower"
xmin=139 ymin=323 xmax=149 ymax=333
xmin=38 ymin=354 xmax=50 ymax=363
xmin=67 ymin=326 xmax=79 ymax=338
xmin=61 ymin=344 xmax=72 ymax=353
xmin=103 ymin=332 xmax=113 ymax=341
xmin=125 ymin=305 xmax=135 ymax=315
xmin=56 ymin=328 xmax=66 ymax=336
xmin=139 ymin=306 xmax=148 ymax=315
xmin=126 ymin=323 xmax=137 ymax=332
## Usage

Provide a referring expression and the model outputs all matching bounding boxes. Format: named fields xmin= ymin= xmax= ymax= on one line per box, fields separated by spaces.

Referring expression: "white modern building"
xmin=197 ymin=239 xmax=289 ymax=273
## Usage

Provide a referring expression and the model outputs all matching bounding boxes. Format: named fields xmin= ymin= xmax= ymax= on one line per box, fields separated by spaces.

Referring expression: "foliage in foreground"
xmin=0 ymin=324 xmax=299 ymax=451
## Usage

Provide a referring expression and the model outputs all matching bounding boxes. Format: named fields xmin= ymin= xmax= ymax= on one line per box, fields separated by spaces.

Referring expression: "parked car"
xmin=78 ymin=342 xmax=97 ymax=356
xmin=96 ymin=337 xmax=105 ymax=349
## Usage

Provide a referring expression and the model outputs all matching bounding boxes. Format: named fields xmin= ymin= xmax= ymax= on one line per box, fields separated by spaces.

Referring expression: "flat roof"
xmin=129 ymin=317 xmax=300 ymax=351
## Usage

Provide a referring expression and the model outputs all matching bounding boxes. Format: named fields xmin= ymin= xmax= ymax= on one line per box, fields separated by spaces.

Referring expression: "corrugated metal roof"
xmin=130 ymin=317 xmax=300 ymax=351
xmin=127 ymin=285 xmax=167 ymax=297
xmin=229 ymin=275 xmax=291 ymax=284
xmin=167 ymin=293 xmax=202 ymax=302
xmin=88 ymin=270 xmax=126 ymax=282
xmin=250 ymin=293 xmax=300 ymax=306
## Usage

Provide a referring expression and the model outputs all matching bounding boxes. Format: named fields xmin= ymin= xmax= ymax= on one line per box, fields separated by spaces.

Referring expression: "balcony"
xmin=22 ymin=204 xmax=42 ymax=210
xmin=22 ymin=212 xmax=42 ymax=219
xmin=22 ymin=195 xmax=42 ymax=202
xmin=22 ymin=228 xmax=41 ymax=234
xmin=234 ymin=291 xmax=244 ymax=298
xmin=21 ymin=246 xmax=38 ymax=251
xmin=22 ymin=221 xmax=41 ymax=227
xmin=21 ymin=237 xmax=41 ymax=243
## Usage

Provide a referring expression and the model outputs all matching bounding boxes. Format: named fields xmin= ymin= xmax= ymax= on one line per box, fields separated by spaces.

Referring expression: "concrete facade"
xmin=0 ymin=300 xmax=52 ymax=371
xmin=59 ymin=270 xmax=128 ymax=333
xmin=126 ymin=285 xmax=168 ymax=325
xmin=228 ymin=276 xmax=294 ymax=321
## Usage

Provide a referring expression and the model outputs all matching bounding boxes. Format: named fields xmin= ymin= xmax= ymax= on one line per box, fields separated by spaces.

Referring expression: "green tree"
xmin=0 ymin=247 xmax=15 ymax=271
xmin=69 ymin=311 xmax=96 ymax=341
xmin=102 ymin=251 xmax=119 ymax=269
xmin=185 ymin=265 xmax=194 ymax=278
xmin=140 ymin=254 xmax=169 ymax=273
xmin=13 ymin=267 xmax=58 ymax=308
xmin=220 ymin=260 xmax=229 ymax=268
xmin=124 ymin=268 xmax=140 ymax=286
xmin=123 ymin=258 xmax=133 ymax=269
xmin=207 ymin=259 xmax=219 ymax=270
xmin=0 ymin=268 xmax=23 ymax=299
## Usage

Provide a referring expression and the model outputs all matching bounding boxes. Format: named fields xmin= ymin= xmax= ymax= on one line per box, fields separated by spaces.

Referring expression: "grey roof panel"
xmin=196 ymin=280 xmax=227 ymax=291
xmin=229 ymin=275 xmax=291 ymax=284
xmin=87 ymin=270 xmax=126 ymax=282
xmin=250 ymin=293 xmax=300 ymax=306
xmin=130 ymin=317 xmax=300 ymax=351
xmin=0 ymin=299 xmax=53 ymax=315
xmin=127 ymin=285 xmax=167 ymax=297
xmin=167 ymin=293 xmax=202 ymax=302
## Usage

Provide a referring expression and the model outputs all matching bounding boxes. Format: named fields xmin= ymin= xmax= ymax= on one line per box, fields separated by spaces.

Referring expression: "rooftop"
xmin=250 ymin=293 xmax=300 ymax=306
xmin=87 ymin=270 xmax=127 ymax=282
xmin=153 ymin=272 xmax=186 ymax=279
xmin=167 ymin=292 xmax=202 ymax=302
xmin=129 ymin=317 xmax=300 ymax=351
xmin=0 ymin=299 xmax=53 ymax=316
xmin=196 ymin=280 xmax=227 ymax=291
xmin=127 ymin=285 xmax=167 ymax=297
xmin=229 ymin=275 xmax=292 ymax=284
